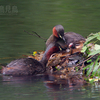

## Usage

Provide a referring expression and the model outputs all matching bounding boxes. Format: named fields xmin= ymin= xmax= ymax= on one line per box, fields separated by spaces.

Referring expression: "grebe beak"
xmin=58 ymin=33 xmax=66 ymax=43
xmin=62 ymin=36 xmax=66 ymax=43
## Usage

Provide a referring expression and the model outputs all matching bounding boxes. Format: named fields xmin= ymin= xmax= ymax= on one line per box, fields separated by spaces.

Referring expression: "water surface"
xmin=0 ymin=0 xmax=100 ymax=99
xmin=0 ymin=75 xmax=100 ymax=100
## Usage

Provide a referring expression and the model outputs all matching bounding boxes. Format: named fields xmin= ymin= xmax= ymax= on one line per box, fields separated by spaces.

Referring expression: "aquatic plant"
xmin=81 ymin=32 xmax=100 ymax=81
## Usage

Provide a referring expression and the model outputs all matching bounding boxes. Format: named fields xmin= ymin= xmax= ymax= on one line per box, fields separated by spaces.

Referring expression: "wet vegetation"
xmin=81 ymin=32 xmax=100 ymax=82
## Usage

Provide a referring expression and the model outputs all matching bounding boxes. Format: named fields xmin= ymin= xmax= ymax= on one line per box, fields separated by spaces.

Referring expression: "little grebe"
xmin=2 ymin=43 xmax=63 ymax=76
xmin=46 ymin=25 xmax=85 ymax=52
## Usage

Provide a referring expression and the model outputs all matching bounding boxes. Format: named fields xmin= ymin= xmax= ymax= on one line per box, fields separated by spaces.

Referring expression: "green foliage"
xmin=81 ymin=32 xmax=100 ymax=80
xmin=55 ymin=66 xmax=60 ymax=71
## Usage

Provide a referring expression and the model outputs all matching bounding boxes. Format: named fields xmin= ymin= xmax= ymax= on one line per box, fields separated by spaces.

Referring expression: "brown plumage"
xmin=2 ymin=43 xmax=63 ymax=76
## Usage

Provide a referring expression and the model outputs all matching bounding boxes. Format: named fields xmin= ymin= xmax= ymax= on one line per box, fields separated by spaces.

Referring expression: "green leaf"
xmin=83 ymin=64 xmax=91 ymax=70
xmin=91 ymin=55 xmax=100 ymax=76
xmin=85 ymin=35 xmax=97 ymax=45
xmin=86 ymin=62 xmax=94 ymax=76
xmin=92 ymin=64 xmax=99 ymax=76
xmin=97 ymin=68 xmax=100 ymax=76
xmin=83 ymin=67 xmax=88 ymax=70
xmin=87 ymin=59 xmax=92 ymax=63
xmin=86 ymin=48 xmax=91 ymax=55
xmin=94 ymin=44 xmax=100 ymax=50
xmin=96 ymin=32 xmax=100 ymax=40
xmin=97 ymin=36 xmax=100 ymax=40
xmin=88 ymin=49 xmax=100 ymax=56
xmin=81 ymin=46 xmax=87 ymax=52
xmin=55 ymin=66 xmax=60 ymax=71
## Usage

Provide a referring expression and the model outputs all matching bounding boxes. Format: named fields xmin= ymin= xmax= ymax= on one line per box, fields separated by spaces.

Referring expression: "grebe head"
xmin=68 ymin=42 xmax=75 ymax=49
xmin=52 ymin=25 xmax=65 ymax=41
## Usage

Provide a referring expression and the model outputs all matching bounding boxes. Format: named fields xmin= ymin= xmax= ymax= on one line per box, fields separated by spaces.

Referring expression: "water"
xmin=0 ymin=0 xmax=100 ymax=99
xmin=0 ymin=75 xmax=100 ymax=100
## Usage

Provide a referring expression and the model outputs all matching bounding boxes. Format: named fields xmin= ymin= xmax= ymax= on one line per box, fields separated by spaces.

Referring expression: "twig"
xmin=32 ymin=31 xmax=47 ymax=40
xmin=24 ymin=30 xmax=47 ymax=41
xmin=24 ymin=30 xmax=34 ymax=36
xmin=74 ymin=54 xmax=96 ymax=68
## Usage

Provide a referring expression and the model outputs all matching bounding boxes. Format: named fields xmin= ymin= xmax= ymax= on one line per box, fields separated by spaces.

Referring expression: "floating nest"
xmin=47 ymin=51 xmax=84 ymax=76
xmin=27 ymin=48 xmax=85 ymax=80
xmin=44 ymin=48 xmax=86 ymax=85
xmin=28 ymin=50 xmax=86 ymax=85
xmin=2 ymin=46 xmax=87 ymax=84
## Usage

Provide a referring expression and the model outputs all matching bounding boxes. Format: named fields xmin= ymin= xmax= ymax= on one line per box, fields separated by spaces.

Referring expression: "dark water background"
xmin=0 ymin=0 xmax=100 ymax=100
